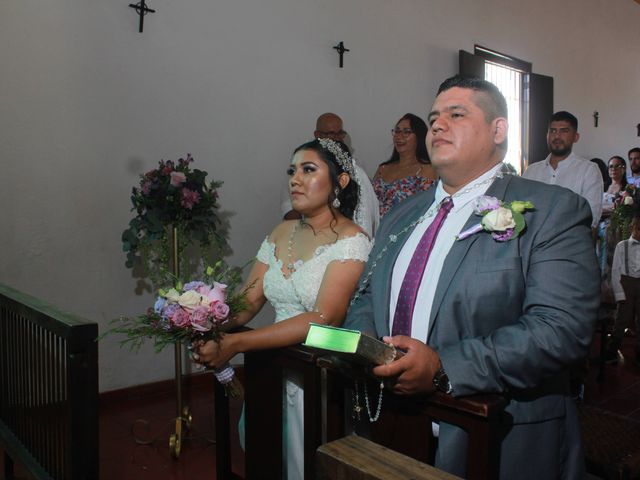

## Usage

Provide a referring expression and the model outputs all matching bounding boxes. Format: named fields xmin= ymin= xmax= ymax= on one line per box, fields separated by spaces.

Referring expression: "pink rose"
xmin=210 ymin=301 xmax=230 ymax=321
xmin=205 ymin=282 xmax=227 ymax=304
xmin=181 ymin=188 xmax=201 ymax=209
xmin=170 ymin=171 xmax=186 ymax=187
xmin=170 ymin=308 xmax=191 ymax=328
xmin=191 ymin=307 xmax=212 ymax=332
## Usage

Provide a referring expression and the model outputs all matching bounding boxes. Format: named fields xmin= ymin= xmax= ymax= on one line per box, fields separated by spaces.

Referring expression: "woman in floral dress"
xmin=373 ymin=113 xmax=437 ymax=217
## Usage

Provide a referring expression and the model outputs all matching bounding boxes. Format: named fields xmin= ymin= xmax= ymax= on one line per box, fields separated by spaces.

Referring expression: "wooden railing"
xmin=214 ymin=342 xmax=506 ymax=480
xmin=0 ymin=284 xmax=99 ymax=480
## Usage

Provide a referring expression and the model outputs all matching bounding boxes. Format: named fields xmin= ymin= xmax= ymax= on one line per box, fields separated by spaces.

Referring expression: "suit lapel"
xmin=378 ymin=189 xmax=437 ymax=332
xmin=427 ymin=175 xmax=513 ymax=340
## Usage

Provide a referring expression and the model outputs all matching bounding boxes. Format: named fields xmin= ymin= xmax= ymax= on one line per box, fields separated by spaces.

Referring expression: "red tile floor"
xmin=99 ymin=373 xmax=245 ymax=480
xmin=3 ymin=332 xmax=640 ymax=480
xmin=583 ymin=328 xmax=640 ymax=421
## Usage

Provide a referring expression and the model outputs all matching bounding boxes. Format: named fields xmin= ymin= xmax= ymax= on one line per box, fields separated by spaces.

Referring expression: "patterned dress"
xmin=373 ymin=174 xmax=435 ymax=217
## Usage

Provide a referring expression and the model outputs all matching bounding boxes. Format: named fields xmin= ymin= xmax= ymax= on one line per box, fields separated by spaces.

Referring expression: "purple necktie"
xmin=392 ymin=197 xmax=454 ymax=336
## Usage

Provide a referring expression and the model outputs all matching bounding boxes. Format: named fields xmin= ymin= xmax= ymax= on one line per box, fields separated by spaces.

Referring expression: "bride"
xmin=193 ymin=138 xmax=372 ymax=479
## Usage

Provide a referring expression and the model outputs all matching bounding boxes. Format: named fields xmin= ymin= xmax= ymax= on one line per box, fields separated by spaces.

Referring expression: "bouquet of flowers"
xmin=611 ymin=184 xmax=640 ymax=240
xmin=457 ymin=196 xmax=534 ymax=242
xmin=121 ymin=154 xmax=228 ymax=286
xmin=107 ymin=262 xmax=249 ymax=397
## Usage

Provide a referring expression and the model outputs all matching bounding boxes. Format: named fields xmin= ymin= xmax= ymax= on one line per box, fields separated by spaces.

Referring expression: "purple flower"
xmin=474 ymin=196 xmax=501 ymax=214
xmin=491 ymin=228 xmax=515 ymax=242
xmin=181 ymin=188 xmax=201 ymax=209
xmin=170 ymin=308 xmax=191 ymax=328
xmin=184 ymin=281 xmax=206 ymax=291
xmin=210 ymin=301 xmax=230 ymax=322
xmin=190 ymin=307 xmax=212 ymax=332
xmin=154 ymin=297 xmax=166 ymax=313
xmin=162 ymin=303 xmax=180 ymax=320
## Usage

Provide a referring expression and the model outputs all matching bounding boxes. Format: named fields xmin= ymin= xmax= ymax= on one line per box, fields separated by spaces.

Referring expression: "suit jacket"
xmin=345 ymin=173 xmax=600 ymax=479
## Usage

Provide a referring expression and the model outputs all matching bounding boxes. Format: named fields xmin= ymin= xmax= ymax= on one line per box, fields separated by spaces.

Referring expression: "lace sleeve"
xmin=328 ymin=233 xmax=372 ymax=263
xmin=255 ymin=237 xmax=273 ymax=264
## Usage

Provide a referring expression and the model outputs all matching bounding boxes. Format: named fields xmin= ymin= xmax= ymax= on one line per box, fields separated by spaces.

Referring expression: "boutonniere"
xmin=457 ymin=196 xmax=534 ymax=242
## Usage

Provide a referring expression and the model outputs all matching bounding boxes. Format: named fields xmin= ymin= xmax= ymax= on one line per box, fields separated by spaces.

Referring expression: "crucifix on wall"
xmin=333 ymin=41 xmax=350 ymax=68
xmin=129 ymin=0 xmax=155 ymax=33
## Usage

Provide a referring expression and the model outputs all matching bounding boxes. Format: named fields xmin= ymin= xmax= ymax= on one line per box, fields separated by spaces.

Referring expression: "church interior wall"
xmin=1 ymin=0 xmax=638 ymax=391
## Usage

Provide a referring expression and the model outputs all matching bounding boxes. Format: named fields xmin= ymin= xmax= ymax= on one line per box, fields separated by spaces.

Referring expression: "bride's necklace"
xmin=286 ymin=219 xmax=334 ymax=273
xmin=286 ymin=221 xmax=300 ymax=273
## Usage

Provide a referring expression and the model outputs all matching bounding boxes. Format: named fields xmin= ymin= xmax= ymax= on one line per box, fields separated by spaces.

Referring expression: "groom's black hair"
xmin=437 ymin=75 xmax=508 ymax=123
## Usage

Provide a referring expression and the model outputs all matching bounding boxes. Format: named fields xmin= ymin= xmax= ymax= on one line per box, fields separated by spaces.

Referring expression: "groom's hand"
xmin=372 ymin=336 xmax=441 ymax=395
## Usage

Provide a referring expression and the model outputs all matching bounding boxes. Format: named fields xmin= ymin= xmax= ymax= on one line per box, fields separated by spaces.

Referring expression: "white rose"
xmin=165 ymin=288 xmax=181 ymax=303
xmin=482 ymin=207 xmax=516 ymax=231
xmin=178 ymin=290 xmax=204 ymax=311
xmin=624 ymin=196 xmax=634 ymax=206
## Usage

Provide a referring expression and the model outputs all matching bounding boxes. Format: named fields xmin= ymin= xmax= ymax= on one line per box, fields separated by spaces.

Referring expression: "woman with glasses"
xmin=373 ymin=113 xmax=437 ymax=216
xmin=603 ymin=156 xmax=628 ymax=216
xmin=598 ymin=156 xmax=629 ymax=301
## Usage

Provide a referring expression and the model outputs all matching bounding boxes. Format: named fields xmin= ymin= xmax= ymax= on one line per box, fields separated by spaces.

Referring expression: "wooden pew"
xmin=316 ymin=434 xmax=462 ymax=480
xmin=214 ymin=342 xmax=506 ymax=480
xmin=0 ymin=284 xmax=98 ymax=480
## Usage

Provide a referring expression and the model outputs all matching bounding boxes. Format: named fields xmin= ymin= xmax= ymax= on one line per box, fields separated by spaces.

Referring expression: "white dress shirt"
xmin=627 ymin=174 xmax=640 ymax=187
xmin=523 ymin=152 xmax=603 ymax=228
xmin=611 ymin=236 xmax=640 ymax=302
xmin=389 ymin=163 xmax=503 ymax=341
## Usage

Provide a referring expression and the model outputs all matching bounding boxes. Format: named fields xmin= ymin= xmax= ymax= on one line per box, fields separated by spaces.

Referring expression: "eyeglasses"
xmin=317 ymin=130 xmax=346 ymax=139
xmin=391 ymin=128 xmax=414 ymax=137
xmin=608 ymin=165 xmax=625 ymax=170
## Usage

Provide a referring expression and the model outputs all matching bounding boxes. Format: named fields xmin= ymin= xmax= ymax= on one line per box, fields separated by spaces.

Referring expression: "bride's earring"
xmin=332 ymin=188 xmax=341 ymax=208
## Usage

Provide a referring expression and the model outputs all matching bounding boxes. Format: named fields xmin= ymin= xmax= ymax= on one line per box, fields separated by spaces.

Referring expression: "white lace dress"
xmin=253 ymin=232 xmax=371 ymax=480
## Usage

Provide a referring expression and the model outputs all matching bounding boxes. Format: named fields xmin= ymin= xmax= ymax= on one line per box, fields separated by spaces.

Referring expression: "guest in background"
xmin=627 ymin=147 xmax=640 ymax=186
xmin=604 ymin=214 xmax=640 ymax=367
xmin=598 ymin=156 xmax=629 ymax=303
xmin=603 ymin=156 xmax=628 ymax=215
xmin=591 ymin=157 xmax=611 ymax=192
xmin=194 ymin=138 xmax=371 ymax=479
xmin=373 ymin=113 xmax=437 ymax=217
xmin=523 ymin=111 xmax=602 ymax=231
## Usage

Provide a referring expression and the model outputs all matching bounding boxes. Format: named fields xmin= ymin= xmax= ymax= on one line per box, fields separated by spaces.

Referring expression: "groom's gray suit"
xmin=345 ymin=173 xmax=599 ymax=479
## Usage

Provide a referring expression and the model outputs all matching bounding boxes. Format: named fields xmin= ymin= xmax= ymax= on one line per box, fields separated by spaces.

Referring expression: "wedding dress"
xmin=252 ymin=232 xmax=371 ymax=480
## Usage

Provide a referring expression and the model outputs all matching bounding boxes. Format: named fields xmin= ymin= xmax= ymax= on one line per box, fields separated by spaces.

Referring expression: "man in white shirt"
xmin=627 ymin=147 xmax=640 ymax=186
xmin=604 ymin=215 xmax=640 ymax=367
xmin=523 ymin=111 xmax=603 ymax=230
xmin=280 ymin=113 xmax=380 ymax=236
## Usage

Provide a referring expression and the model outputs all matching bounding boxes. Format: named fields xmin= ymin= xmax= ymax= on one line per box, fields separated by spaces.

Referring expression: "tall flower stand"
xmin=168 ymin=227 xmax=192 ymax=458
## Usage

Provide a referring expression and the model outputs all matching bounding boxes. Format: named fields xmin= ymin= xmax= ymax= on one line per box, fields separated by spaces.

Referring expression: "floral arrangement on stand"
xmin=121 ymin=153 xmax=228 ymax=286
xmin=457 ymin=196 xmax=534 ymax=242
xmin=113 ymin=153 xmax=248 ymax=398
xmin=611 ymin=184 xmax=640 ymax=240
xmin=107 ymin=262 xmax=247 ymax=396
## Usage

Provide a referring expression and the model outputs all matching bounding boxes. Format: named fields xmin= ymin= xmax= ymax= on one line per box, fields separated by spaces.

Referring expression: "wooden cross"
xmin=129 ymin=0 xmax=155 ymax=33
xmin=333 ymin=41 xmax=350 ymax=68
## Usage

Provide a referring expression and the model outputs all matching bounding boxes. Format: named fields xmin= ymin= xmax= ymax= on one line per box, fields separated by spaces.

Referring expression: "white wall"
xmin=1 ymin=0 xmax=639 ymax=391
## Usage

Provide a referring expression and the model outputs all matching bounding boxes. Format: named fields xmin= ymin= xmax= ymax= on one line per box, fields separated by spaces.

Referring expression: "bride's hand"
xmin=194 ymin=334 xmax=237 ymax=370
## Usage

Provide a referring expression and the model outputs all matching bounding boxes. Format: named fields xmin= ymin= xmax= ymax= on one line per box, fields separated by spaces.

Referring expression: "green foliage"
xmin=121 ymin=154 xmax=228 ymax=287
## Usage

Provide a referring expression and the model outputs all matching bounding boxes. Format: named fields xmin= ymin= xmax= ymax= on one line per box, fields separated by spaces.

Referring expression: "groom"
xmin=344 ymin=75 xmax=599 ymax=479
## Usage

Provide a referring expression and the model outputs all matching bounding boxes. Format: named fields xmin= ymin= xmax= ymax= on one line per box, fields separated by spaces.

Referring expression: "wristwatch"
xmin=433 ymin=366 xmax=453 ymax=395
